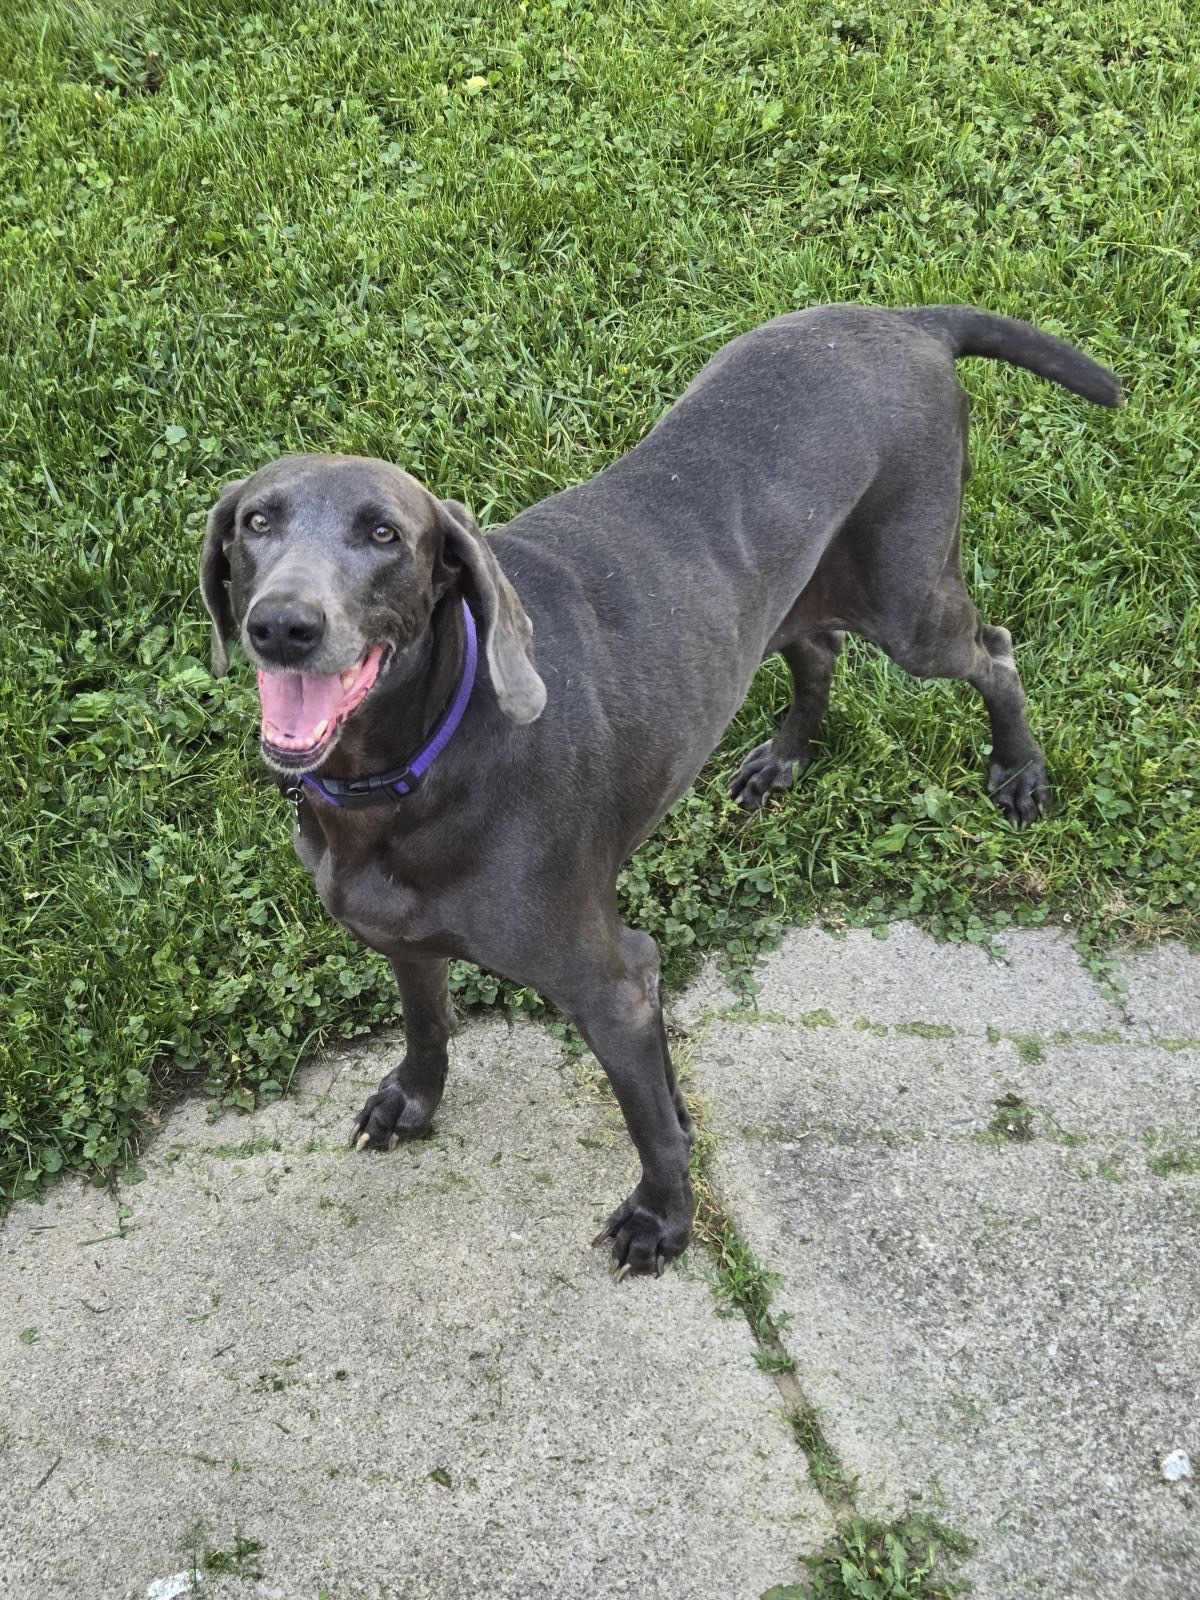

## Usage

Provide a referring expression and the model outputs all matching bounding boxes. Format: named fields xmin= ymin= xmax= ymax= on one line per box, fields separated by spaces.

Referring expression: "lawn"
xmin=1 ymin=0 xmax=1196 ymax=1205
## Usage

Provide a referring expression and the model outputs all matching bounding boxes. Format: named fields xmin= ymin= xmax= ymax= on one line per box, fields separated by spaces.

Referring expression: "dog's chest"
xmin=295 ymin=821 xmax=451 ymax=951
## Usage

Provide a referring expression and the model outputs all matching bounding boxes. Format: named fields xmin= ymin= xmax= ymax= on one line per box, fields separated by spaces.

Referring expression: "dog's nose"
xmin=246 ymin=596 xmax=326 ymax=664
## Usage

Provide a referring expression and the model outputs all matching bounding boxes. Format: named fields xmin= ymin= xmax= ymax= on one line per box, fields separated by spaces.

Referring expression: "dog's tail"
xmin=904 ymin=305 xmax=1123 ymax=407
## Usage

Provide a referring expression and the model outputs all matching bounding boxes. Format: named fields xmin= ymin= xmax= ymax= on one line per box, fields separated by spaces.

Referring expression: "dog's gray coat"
xmin=202 ymin=304 xmax=1121 ymax=1273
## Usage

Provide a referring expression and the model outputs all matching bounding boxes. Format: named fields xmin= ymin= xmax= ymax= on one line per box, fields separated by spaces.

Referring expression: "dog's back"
xmin=493 ymin=304 xmax=1119 ymax=851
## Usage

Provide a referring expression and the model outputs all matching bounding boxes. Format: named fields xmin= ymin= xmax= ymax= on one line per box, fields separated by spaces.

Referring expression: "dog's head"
xmin=201 ymin=454 xmax=545 ymax=773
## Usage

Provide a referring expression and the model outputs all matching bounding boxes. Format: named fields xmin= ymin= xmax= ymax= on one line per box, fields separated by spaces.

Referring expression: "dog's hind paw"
xmin=729 ymin=741 xmax=807 ymax=810
xmin=988 ymin=756 xmax=1051 ymax=829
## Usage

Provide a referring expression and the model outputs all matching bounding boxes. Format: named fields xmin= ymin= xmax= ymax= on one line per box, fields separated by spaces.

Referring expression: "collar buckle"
xmin=343 ymin=773 xmax=383 ymax=797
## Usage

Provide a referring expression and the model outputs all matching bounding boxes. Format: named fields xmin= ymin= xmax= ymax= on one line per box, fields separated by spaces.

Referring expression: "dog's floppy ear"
xmin=438 ymin=499 xmax=546 ymax=724
xmin=200 ymin=477 xmax=245 ymax=677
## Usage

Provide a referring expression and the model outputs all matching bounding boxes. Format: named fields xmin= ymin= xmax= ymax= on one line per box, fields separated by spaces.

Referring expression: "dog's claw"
xmin=387 ymin=1133 xmax=399 ymax=1151
xmin=655 ymin=1252 xmax=666 ymax=1279
xmin=614 ymin=1262 xmax=634 ymax=1283
xmin=591 ymin=1226 xmax=614 ymax=1249
xmin=355 ymin=1132 xmax=372 ymax=1154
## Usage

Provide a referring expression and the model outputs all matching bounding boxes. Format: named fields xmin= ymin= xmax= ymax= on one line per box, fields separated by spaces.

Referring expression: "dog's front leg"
xmin=351 ymin=955 xmax=456 ymax=1150
xmin=558 ymin=927 xmax=694 ymax=1277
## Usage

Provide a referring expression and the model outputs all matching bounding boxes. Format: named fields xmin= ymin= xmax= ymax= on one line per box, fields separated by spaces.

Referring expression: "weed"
xmin=787 ymin=1404 xmax=853 ymax=1505
xmin=200 ymin=1136 xmax=282 ymax=1160
xmin=249 ymin=1356 xmax=301 ymax=1395
xmin=704 ymin=1217 xmax=782 ymax=1345
xmin=687 ymin=1075 xmax=855 ymax=1526
xmin=787 ymin=1514 xmax=970 ymax=1599
xmin=202 ymin=1533 xmax=263 ymax=1579
xmin=987 ymin=1094 xmax=1036 ymax=1143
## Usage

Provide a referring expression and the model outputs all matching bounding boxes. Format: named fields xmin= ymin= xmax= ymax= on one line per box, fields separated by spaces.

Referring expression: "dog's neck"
xmin=313 ymin=592 xmax=466 ymax=785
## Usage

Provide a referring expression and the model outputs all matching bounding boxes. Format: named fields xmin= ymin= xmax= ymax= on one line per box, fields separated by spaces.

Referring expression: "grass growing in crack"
xmin=686 ymin=1072 xmax=968 ymax=1599
xmin=3 ymin=0 xmax=1198 ymax=1202
xmin=705 ymin=1220 xmax=783 ymax=1344
xmin=1011 ymin=1034 xmax=1047 ymax=1065
xmin=689 ymin=1100 xmax=786 ymax=1340
xmin=181 ymin=1521 xmax=264 ymax=1585
xmin=766 ymin=1515 xmax=970 ymax=1600
xmin=787 ymin=1403 xmax=854 ymax=1506
xmin=687 ymin=1083 xmax=856 ymax=1517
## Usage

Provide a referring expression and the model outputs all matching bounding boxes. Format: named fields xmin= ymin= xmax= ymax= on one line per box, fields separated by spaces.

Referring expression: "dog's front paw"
xmin=730 ymin=741 xmax=806 ymax=810
xmin=988 ymin=757 xmax=1051 ymax=830
xmin=350 ymin=1069 xmax=438 ymax=1152
xmin=592 ymin=1182 xmax=693 ymax=1279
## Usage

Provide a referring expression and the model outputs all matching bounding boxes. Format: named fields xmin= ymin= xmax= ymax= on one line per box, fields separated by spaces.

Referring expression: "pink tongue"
xmin=257 ymin=669 xmax=347 ymax=744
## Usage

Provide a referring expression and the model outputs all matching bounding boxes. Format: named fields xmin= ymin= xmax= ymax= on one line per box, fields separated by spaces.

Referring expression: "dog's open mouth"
xmin=257 ymin=644 xmax=390 ymax=768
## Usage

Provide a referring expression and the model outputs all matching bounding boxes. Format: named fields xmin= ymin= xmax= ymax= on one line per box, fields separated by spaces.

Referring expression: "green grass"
xmin=2 ymin=0 xmax=1198 ymax=1202
xmin=1144 ymin=1130 xmax=1200 ymax=1177
xmin=784 ymin=1515 xmax=970 ymax=1600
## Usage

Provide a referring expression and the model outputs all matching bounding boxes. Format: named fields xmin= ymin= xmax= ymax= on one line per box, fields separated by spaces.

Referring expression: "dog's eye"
xmin=370 ymin=524 xmax=401 ymax=545
xmin=246 ymin=512 xmax=270 ymax=534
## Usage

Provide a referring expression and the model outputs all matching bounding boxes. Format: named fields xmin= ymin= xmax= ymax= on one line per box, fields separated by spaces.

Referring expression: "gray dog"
xmin=201 ymin=304 xmax=1120 ymax=1276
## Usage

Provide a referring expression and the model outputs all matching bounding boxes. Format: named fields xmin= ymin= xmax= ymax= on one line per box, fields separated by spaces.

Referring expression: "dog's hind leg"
xmin=880 ymin=574 xmax=1050 ymax=829
xmin=730 ymin=629 xmax=844 ymax=809
xmin=966 ymin=621 xmax=1051 ymax=827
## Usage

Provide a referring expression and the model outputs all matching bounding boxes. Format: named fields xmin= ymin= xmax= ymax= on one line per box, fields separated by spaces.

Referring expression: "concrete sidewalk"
xmin=2 ymin=925 xmax=1198 ymax=1599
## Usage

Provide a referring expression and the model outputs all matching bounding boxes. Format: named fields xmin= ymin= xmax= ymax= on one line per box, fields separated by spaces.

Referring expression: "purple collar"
xmin=297 ymin=599 xmax=478 ymax=809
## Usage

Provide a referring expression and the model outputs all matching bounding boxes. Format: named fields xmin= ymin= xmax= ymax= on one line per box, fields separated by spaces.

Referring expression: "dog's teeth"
xmin=340 ymin=670 xmax=356 ymax=690
xmin=311 ymin=720 xmax=328 ymax=739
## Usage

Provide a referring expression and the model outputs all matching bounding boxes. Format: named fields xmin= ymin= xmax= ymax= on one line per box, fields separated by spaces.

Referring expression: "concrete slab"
xmin=1115 ymin=942 xmax=1200 ymax=1041
xmin=692 ymin=937 xmax=1200 ymax=1600
xmin=699 ymin=1021 xmax=1200 ymax=1145
xmin=719 ymin=923 xmax=1127 ymax=1038
xmin=708 ymin=1134 xmax=1200 ymax=1599
xmin=1 ymin=1020 xmax=828 ymax=1600
xmin=6 ymin=924 xmax=1199 ymax=1600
